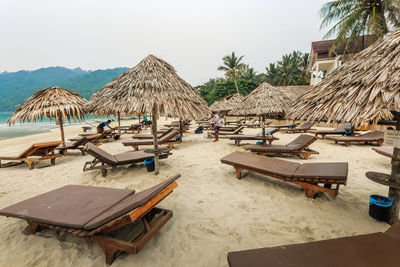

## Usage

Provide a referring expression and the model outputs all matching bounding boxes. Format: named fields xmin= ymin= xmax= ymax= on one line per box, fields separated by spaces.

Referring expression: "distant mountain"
xmin=0 ymin=66 xmax=129 ymax=111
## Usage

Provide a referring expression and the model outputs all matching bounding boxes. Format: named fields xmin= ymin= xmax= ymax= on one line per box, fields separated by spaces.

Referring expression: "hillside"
xmin=0 ymin=66 xmax=128 ymax=111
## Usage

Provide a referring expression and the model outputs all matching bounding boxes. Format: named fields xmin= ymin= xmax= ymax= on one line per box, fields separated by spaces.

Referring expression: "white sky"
xmin=0 ymin=0 xmax=330 ymax=85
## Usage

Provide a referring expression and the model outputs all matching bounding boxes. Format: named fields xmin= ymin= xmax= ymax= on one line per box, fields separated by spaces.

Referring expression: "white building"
xmin=308 ymin=36 xmax=372 ymax=87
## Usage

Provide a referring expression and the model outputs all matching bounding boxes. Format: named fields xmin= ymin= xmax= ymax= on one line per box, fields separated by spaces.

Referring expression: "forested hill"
xmin=0 ymin=66 xmax=128 ymax=111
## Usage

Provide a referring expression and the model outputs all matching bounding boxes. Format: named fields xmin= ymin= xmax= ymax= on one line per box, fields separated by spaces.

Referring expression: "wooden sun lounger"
xmin=208 ymin=125 xmax=245 ymax=138
xmin=227 ymin=221 xmax=400 ymax=267
xmin=0 ymin=141 xmax=63 ymax=169
xmin=269 ymin=122 xmax=299 ymax=129
xmin=308 ymin=122 xmax=354 ymax=139
xmin=244 ymin=134 xmax=319 ymax=160
xmin=132 ymin=128 xmax=174 ymax=140
xmin=244 ymin=119 xmax=272 ymax=128
xmin=56 ymin=136 xmax=89 ymax=155
xmin=286 ymin=121 xmax=315 ymax=133
xmin=325 ymin=131 xmax=384 ymax=147
xmin=83 ymin=143 xmax=171 ymax=177
xmin=227 ymin=128 xmax=279 ymax=146
xmin=122 ymin=129 xmax=180 ymax=151
xmin=113 ymin=123 xmax=142 ymax=134
xmin=0 ymin=175 xmax=181 ymax=265
xmin=221 ymin=151 xmax=348 ymax=198
xmin=373 ymin=147 xmax=393 ymax=158
xmin=77 ymin=130 xmax=114 ymax=144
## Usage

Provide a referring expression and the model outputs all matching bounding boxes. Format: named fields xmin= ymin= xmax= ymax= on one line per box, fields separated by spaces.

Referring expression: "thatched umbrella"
xmin=229 ymin=82 xmax=292 ymax=142
xmin=86 ymin=54 xmax=210 ymax=174
xmin=210 ymin=94 xmax=245 ymax=124
xmin=8 ymin=86 xmax=87 ymax=146
xmin=288 ymin=30 xmax=400 ymax=224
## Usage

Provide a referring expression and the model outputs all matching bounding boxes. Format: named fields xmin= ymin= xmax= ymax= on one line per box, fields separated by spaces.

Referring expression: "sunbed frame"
xmin=24 ymin=181 xmax=178 ymax=265
xmin=326 ymin=131 xmax=384 ymax=147
xmin=0 ymin=141 xmax=63 ymax=169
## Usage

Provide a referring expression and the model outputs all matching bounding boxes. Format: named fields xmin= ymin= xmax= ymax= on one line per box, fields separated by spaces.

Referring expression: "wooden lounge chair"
xmin=227 ymin=128 xmax=279 ymax=146
xmin=56 ymin=136 xmax=89 ymax=155
xmin=244 ymin=134 xmax=319 ymax=160
xmin=244 ymin=119 xmax=272 ymax=128
xmin=286 ymin=121 xmax=315 ymax=133
xmin=269 ymin=121 xmax=299 ymax=129
xmin=208 ymin=125 xmax=245 ymax=138
xmin=132 ymin=128 xmax=175 ymax=140
xmin=77 ymin=130 xmax=114 ymax=144
xmin=113 ymin=123 xmax=142 ymax=134
xmin=83 ymin=143 xmax=171 ymax=177
xmin=325 ymin=131 xmax=384 ymax=147
xmin=221 ymin=151 xmax=348 ymax=198
xmin=122 ymin=129 xmax=180 ymax=151
xmin=308 ymin=122 xmax=354 ymax=139
xmin=373 ymin=147 xmax=393 ymax=158
xmin=0 ymin=175 xmax=181 ymax=264
xmin=227 ymin=221 xmax=400 ymax=267
xmin=0 ymin=141 xmax=63 ymax=169
xmin=82 ymin=126 xmax=92 ymax=132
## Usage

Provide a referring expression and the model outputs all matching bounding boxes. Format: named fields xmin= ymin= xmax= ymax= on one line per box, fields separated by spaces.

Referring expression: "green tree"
xmin=217 ymin=52 xmax=246 ymax=95
xmin=276 ymin=53 xmax=299 ymax=86
xmin=320 ymin=0 xmax=400 ymax=52
xmin=265 ymin=63 xmax=279 ymax=85
xmin=241 ymin=64 xmax=257 ymax=80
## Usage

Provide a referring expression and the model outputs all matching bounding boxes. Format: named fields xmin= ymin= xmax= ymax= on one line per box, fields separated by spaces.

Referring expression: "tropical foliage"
xmin=198 ymin=51 xmax=310 ymax=105
xmin=320 ymin=0 xmax=400 ymax=52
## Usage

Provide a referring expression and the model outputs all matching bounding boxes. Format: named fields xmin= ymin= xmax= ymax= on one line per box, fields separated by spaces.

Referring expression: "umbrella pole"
xmin=58 ymin=113 xmax=65 ymax=146
xmin=179 ymin=119 xmax=183 ymax=143
xmin=262 ymin=115 xmax=266 ymax=144
xmin=118 ymin=111 xmax=121 ymax=137
xmin=151 ymin=108 xmax=160 ymax=175
xmin=388 ymin=114 xmax=400 ymax=224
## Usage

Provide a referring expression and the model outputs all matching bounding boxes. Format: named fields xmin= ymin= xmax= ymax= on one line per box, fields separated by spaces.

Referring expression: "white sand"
xmin=0 ymin=119 xmax=392 ymax=266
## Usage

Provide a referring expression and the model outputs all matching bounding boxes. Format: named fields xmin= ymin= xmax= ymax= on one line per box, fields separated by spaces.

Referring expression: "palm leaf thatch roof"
xmin=229 ymin=83 xmax=292 ymax=116
xmin=288 ymin=30 xmax=400 ymax=127
xmin=8 ymin=86 xmax=87 ymax=124
xmin=86 ymin=55 xmax=210 ymax=120
xmin=209 ymin=94 xmax=245 ymax=114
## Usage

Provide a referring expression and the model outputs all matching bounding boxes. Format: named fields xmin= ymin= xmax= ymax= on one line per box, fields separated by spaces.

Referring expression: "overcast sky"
xmin=0 ymin=0 xmax=330 ymax=85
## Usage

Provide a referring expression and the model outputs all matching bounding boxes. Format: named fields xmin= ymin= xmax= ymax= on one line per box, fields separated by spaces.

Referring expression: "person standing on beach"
xmin=213 ymin=112 xmax=221 ymax=142
xmin=97 ymin=120 xmax=112 ymax=133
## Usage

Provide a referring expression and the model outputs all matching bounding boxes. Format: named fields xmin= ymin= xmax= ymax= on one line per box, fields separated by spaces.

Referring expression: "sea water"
xmin=0 ymin=112 xmax=116 ymax=141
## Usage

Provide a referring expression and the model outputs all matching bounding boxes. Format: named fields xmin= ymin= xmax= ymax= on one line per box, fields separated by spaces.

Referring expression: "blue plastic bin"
xmin=144 ymin=158 xmax=155 ymax=172
xmin=256 ymin=141 xmax=263 ymax=145
xmin=369 ymin=195 xmax=393 ymax=221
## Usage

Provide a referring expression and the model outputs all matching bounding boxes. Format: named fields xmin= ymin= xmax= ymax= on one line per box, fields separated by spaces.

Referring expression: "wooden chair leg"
xmin=27 ymin=160 xmax=34 ymax=170
xmin=96 ymin=241 xmax=119 ymax=265
xmin=27 ymin=221 xmax=41 ymax=234
xmin=235 ymin=167 xmax=243 ymax=179
xmin=50 ymin=158 xmax=56 ymax=165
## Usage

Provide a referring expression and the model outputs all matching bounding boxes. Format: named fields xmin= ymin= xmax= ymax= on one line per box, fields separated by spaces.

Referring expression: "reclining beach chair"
xmin=122 ymin=129 xmax=180 ymax=151
xmin=221 ymin=151 xmax=347 ymax=198
xmin=56 ymin=136 xmax=88 ymax=155
xmin=114 ymin=123 xmax=142 ymax=134
xmin=227 ymin=221 xmax=400 ymax=267
xmin=132 ymin=127 xmax=174 ymax=140
xmin=83 ymin=143 xmax=171 ymax=176
xmin=0 ymin=141 xmax=63 ymax=169
xmin=308 ymin=122 xmax=354 ymax=139
xmin=373 ymin=147 xmax=393 ymax=158
xmin=286 ymin=121 xmax=315 ymax=133
xmin=325 ymin=131 xmax=384 ymax=147
xmin=208 ymin=125 xmax=245 ymax=138
xmin=269 ymin=121 xmax=299 ymax=129
xmin=0 ymin=175 xmax=181 ymax=265
xmin=244 ymin=119 xmax=273 ymax=128
xmin=77 ymin=130 xmax=114 ymax=144
xmin=244 ymin=134 xmax=319 ymax=160
xmin=227 ymin=128 xmax=279 ymax=146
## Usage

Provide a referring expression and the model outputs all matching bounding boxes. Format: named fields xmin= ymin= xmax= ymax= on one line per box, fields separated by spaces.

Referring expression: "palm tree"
xmin=320 ymin=0 xmax=400 ymax=52
xmin=276 ymin=54 xmax=299 ymax=86
xmin=218 ymin=52 xmax=246 ymax=94
xmin=265 ymin=63 xmax=279 ymax=85
xmin=241 ymin=64 xmax=257 ymax=80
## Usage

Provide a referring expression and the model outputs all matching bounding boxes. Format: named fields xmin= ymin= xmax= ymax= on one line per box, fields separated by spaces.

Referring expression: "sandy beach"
xmin=0 ymin=119 xmax=392 ymax=266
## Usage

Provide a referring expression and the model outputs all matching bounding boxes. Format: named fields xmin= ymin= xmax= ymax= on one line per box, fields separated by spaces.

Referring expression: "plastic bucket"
xmin=369 ymin=195 xmax=393 ymax=221
xmin=256 ymin=141 xmax=263 ymax=145
xmin=144 ymin=158 xmax=155 ymax=172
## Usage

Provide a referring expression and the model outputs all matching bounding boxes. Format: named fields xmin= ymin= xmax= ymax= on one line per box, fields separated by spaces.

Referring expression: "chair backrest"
xmin=159 ymin=129 xmax=179 ymax=143
xmin=19 ymin=141 xmax=63 ymax=158
xmin=96 ymin=130 xmax=112 ymax=140
xmin=256 ymin=128 xmax=278 ymax=137
xmin=84 ymin=143 xmax=118 ymax=165
xmin=159 ymin=128 xmax=174 ymax=138
xmin=72 ymin=136 xmax=88 ymax=147
xmin=361 ymin=131 xmax=384 ymax=139
xmin=297 ymin=121 xmax=314 ymax=130
xmin=286 ymin=134 xmax=317 ymax=150
xmin=232 ymin=125 xmax=245 ymax=134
